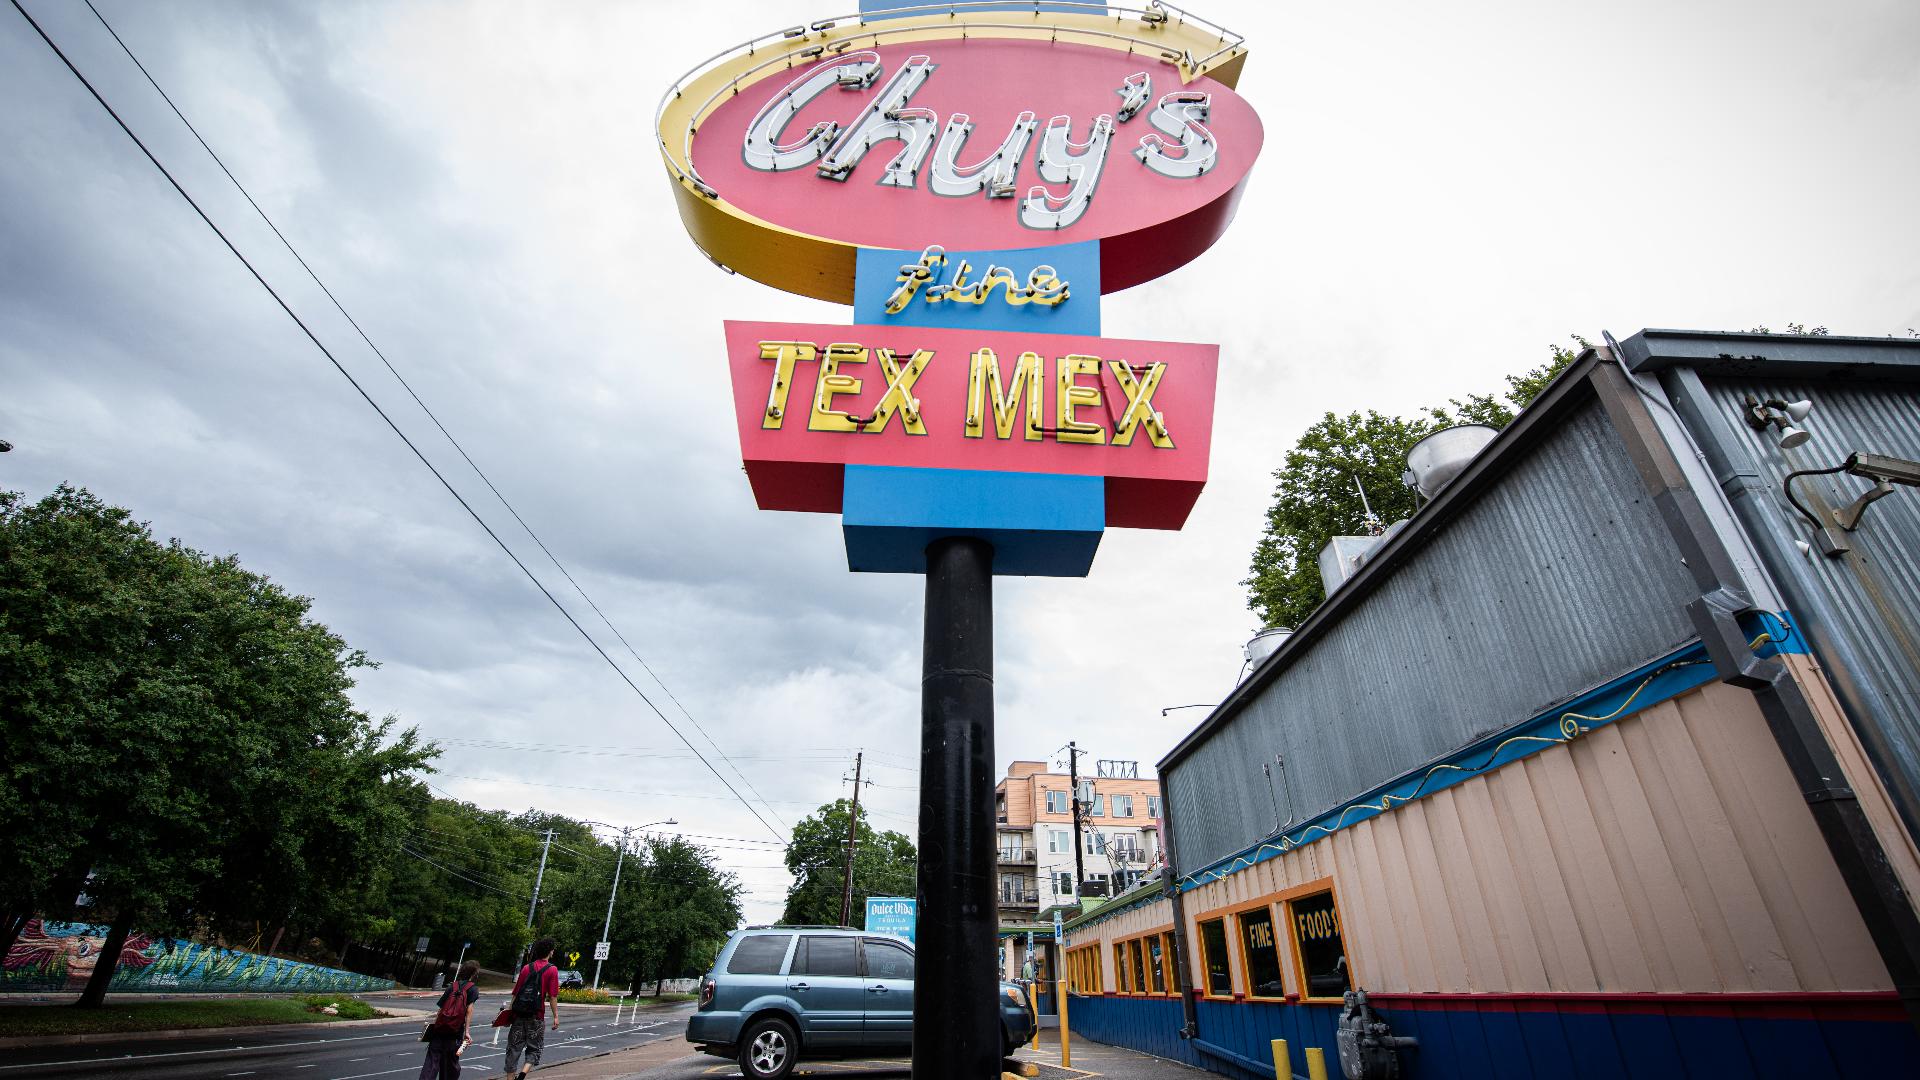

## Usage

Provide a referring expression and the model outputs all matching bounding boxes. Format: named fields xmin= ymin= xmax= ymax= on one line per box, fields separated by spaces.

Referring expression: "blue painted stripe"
xmin=1179 ymin=613 xmax=1803 ymax=892
xmin=1066 ymin=993 xmax=1918 ymax=1080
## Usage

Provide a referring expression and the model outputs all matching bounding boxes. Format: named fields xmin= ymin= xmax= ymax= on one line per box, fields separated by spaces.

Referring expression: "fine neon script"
xmin=758 ymin=341 xmax=1173 ymax=448
xmin=742 ymin=54 xmax=1218 ymax=229
xmin=883 ymin=245 xmax=1068 ymax=314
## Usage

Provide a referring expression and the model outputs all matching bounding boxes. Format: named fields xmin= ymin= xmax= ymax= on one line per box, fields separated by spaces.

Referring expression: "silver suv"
xmin=687 ymin=926 xmax=1037 ymax=1079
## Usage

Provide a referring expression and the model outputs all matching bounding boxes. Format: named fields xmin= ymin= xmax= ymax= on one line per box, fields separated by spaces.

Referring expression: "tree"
xmin=0 ymin=486 xmax=435 ymax=1006
xmin=781 ymin=799 xmax=916 ymax=926
xmin=1242 ymin=341 xmax=1582 ymax=631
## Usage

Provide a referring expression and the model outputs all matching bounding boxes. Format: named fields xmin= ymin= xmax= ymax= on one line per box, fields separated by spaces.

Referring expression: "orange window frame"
xmin=1194 ymin=915 xmax=1235 ymax=999
xmin=1231 ymin=900 xmax=1287 ymax=1001
xmin=1163 ymin=931 xmax=1181 ymax=994
xmin=1279 ymin=878 xmax=1359 ymax=1004
xmin=1113 ymin=942 xmax=1129 ymax=992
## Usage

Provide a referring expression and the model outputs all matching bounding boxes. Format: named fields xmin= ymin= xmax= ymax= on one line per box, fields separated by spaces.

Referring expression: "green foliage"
xmin=0 ymin=997 xmax=388 ymax=1037
xmin=296 ymin=994 xmax=380 ymax=1019
xmin=0 ymin=486 xmax=435 ymax=973
xmin=557 ymin=987 xmax=613 ymax=1004
xmin=781 ymin=799 xmax=916 ymax=926
xmin=1243 ymin=340 xmax=1583 ymax=631
xmin=0 ymin=485 xmax=747 ymax=995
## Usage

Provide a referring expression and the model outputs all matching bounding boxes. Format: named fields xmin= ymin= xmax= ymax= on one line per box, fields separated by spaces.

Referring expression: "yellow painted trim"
xmin=1194 ymin=913 xmax=1235 ymax=1001
xmin=655 ymin=9 xmax=1251 ymax=302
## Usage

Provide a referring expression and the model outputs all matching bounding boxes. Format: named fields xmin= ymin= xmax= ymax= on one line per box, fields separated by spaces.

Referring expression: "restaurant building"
xmin=1057 ymin=331 xmax=1920 ymax=1079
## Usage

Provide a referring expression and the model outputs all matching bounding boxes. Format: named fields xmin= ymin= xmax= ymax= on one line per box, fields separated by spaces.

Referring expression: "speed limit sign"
xmin=593 ymin=941 xmax=611 ymax=961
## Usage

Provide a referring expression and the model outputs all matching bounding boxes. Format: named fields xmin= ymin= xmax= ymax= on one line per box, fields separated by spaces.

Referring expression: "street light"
xmin=584 ymin=818 xmax=677 ymax=991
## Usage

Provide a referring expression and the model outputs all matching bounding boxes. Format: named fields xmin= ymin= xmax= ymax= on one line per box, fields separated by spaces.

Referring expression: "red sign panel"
xmin=726 ymin=320 xmax=1218 ymax=529
xmin=692 ymin=40 xmax=1263 ymax=293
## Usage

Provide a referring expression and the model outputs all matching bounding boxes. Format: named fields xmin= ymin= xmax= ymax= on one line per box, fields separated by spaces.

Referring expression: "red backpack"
xmin=429 ymin=979 xmax=472 ymax=1034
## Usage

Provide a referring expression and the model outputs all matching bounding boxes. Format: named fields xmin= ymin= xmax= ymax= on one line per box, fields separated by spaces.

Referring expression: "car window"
xmin=727 ymin=934 xmax=793 ymax=975
xmin=796 ymin=935 xmax=859 ymax=977
xmin=864 ymin=939 xmax=914 ymax=980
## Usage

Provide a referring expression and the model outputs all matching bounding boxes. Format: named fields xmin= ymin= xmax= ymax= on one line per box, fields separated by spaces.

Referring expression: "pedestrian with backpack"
xmin=419 ymin=960 xmax=480 ymax=1079
xmin=503 ymin=938 xmax=561 ymax=1077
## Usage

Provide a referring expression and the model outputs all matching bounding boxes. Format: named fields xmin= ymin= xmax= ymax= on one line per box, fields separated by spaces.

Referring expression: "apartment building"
xmin=993 ymin=759 xmax=1163 ymax=924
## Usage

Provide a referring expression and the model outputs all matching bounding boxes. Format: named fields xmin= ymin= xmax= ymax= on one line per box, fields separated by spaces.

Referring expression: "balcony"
xmin=997 ymin=847 xmax=1036 ymax=865
xmin=998 ymin=890 xmax=1040 ymax=909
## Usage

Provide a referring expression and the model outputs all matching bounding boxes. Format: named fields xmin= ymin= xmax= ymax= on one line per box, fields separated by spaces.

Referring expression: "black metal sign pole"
xmin=914 ymin=536 xmax=1000 ymax=1079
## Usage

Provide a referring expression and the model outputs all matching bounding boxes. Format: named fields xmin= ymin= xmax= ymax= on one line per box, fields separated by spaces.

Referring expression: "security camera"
xmin=1848 ymin=452 xmax=1920 ymax=488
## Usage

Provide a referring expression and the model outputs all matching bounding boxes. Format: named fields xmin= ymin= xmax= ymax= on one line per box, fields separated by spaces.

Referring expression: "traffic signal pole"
xmin=913 ymin=537 xmax=999 ymax=1080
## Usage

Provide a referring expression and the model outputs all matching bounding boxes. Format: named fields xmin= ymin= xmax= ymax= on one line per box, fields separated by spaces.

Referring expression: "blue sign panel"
xmin=865 ymin=896 xmax=917 ymax=943
xmin=853 ymin=241 xmax=1102 ymax=337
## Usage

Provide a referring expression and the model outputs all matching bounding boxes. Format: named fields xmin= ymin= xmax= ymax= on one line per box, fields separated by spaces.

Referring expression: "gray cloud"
xmin=5 ymin=0 xmax=1916 ymax=921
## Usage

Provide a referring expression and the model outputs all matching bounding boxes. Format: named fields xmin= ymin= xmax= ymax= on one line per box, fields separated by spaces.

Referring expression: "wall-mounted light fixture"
xmin=1743 ymin=394 xmax=1814 ymax=449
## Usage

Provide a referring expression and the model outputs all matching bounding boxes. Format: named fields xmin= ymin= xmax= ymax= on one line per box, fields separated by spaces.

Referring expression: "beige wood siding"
xmin=1178 ymin=680 xmax=1891 ymax=997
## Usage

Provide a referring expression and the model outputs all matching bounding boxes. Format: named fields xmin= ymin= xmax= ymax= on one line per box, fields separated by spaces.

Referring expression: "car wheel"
xmin=737 ymin=1016 xmax=798 ymax=1080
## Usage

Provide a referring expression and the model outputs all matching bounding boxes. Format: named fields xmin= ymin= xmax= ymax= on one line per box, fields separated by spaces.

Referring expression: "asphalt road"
xmin=0 ymin=996 xmax=695 ymax=1080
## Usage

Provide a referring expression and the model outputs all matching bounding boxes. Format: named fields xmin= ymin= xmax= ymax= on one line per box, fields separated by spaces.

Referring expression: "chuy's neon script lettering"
xmin=758 ymin=341 xmax=1173 ymax=448
xmin=883 ymin=245 xmax=1069 ymax=315
xmin=742 ymin=54 xmax=1218 ymax=229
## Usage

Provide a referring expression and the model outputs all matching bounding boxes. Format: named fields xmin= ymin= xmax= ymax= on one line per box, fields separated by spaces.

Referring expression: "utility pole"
xmin=526 ymin=829 xmax=555 ymax=931
xmin=839 ymin=751 xmax=865 ymax=928
xmin=594 ymin=826 xmax=631 ymax=991
xmin=1066 ymin=741 xmax=1087 ymax=899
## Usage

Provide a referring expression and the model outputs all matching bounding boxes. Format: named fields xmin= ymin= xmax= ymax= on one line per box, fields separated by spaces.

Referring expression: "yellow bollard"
xmin=1029 ymin=981 xmax=1039 ymax=1051
xmin=1271 ymin=1038 xmax=1291 ymax=1080
xmin=1305 ymin=1046 xmax=1329 ymax=1080
xmin=1058 ymin=973 xmax=1071 ymax=1068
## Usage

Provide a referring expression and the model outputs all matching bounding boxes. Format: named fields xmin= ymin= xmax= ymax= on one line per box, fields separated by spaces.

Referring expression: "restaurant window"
xmin=1148 ymin=934 xmax=1165 ymax=994
xmin=1128 ymin=938 xmax=1147 ymax=994
xmin=1163 ymin=932 xmax=1179 ymax=993
xmin=1112 ymin=794 xmax=1133 ymax=817
xmin=1046 ymin=790 xmax=1069 ymax=814
xmin=1289 ymin=889 xmax=1353 ymax=1001
xmin=1237 ymin=906 xmax=1286 ymax=999
xmin=1198 ymin=917 xmax=1232 ymax=997
xmin=1114 ymin=943 xmax=1129 ymax=992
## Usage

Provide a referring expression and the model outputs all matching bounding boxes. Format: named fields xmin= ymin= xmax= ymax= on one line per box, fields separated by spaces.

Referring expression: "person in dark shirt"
xmin=419 ymin=960 xmax=480 ymax=1079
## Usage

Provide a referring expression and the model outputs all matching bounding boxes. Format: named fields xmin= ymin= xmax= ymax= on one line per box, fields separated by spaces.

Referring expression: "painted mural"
xmin=2 ymin=919 xmax=395 ymax=994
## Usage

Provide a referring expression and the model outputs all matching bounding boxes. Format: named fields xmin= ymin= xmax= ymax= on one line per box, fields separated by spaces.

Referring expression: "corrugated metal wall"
xmin=1687 ymin=373 xmax=1920 ymax=833
xmin=1167 ymin=400 xmax=1702 ymax=872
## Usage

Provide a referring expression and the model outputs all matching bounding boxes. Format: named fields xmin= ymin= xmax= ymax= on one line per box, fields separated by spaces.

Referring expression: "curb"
xmin=0 ymin=1007 xmax=432 ymax=1050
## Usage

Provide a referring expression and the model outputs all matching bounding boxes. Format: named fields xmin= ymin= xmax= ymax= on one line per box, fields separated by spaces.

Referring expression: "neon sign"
xmin=657 ymin=11 xmax=1261 ymax=303
xmin=725 ymin=320 xmax=1217 ymax=529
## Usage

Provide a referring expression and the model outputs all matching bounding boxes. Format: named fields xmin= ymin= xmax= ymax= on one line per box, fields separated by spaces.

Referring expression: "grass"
xmin=0 ymin=996 xmax=392 ymax=1038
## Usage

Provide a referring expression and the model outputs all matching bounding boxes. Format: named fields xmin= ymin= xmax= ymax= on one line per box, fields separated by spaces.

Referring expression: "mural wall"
xmin=2 ymin=919 xmax=396 ymax=994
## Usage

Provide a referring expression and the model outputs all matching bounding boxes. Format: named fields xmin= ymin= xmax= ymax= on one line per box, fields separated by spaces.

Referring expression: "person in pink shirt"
xmin=502 ymin=938 xmax=561 ymax=1077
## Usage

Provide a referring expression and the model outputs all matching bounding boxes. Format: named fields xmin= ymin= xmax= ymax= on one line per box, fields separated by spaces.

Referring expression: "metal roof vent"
xmin=1244 ymin=626 xmax=1292 ymax=671
xmin=1402 ymin=424 xmax=1498 ymax=500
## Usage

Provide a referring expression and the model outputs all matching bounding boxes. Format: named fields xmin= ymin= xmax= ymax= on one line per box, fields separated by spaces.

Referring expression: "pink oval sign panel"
xmin=689 ymin=39 xmax=1264 ymax=293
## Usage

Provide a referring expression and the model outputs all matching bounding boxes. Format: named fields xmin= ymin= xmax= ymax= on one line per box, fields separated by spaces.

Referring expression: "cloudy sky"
xmin=4 ymin=0 xmax=1916 ymax=924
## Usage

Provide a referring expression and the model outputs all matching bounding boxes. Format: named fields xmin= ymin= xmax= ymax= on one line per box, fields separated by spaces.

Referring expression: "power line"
xmin=9 ymin=0 xmax=787 ymax=843
xmin=398 ymin=845 xmax=526 ymax=900
xmin=79 ymin=0 xmax=792 ymax=837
